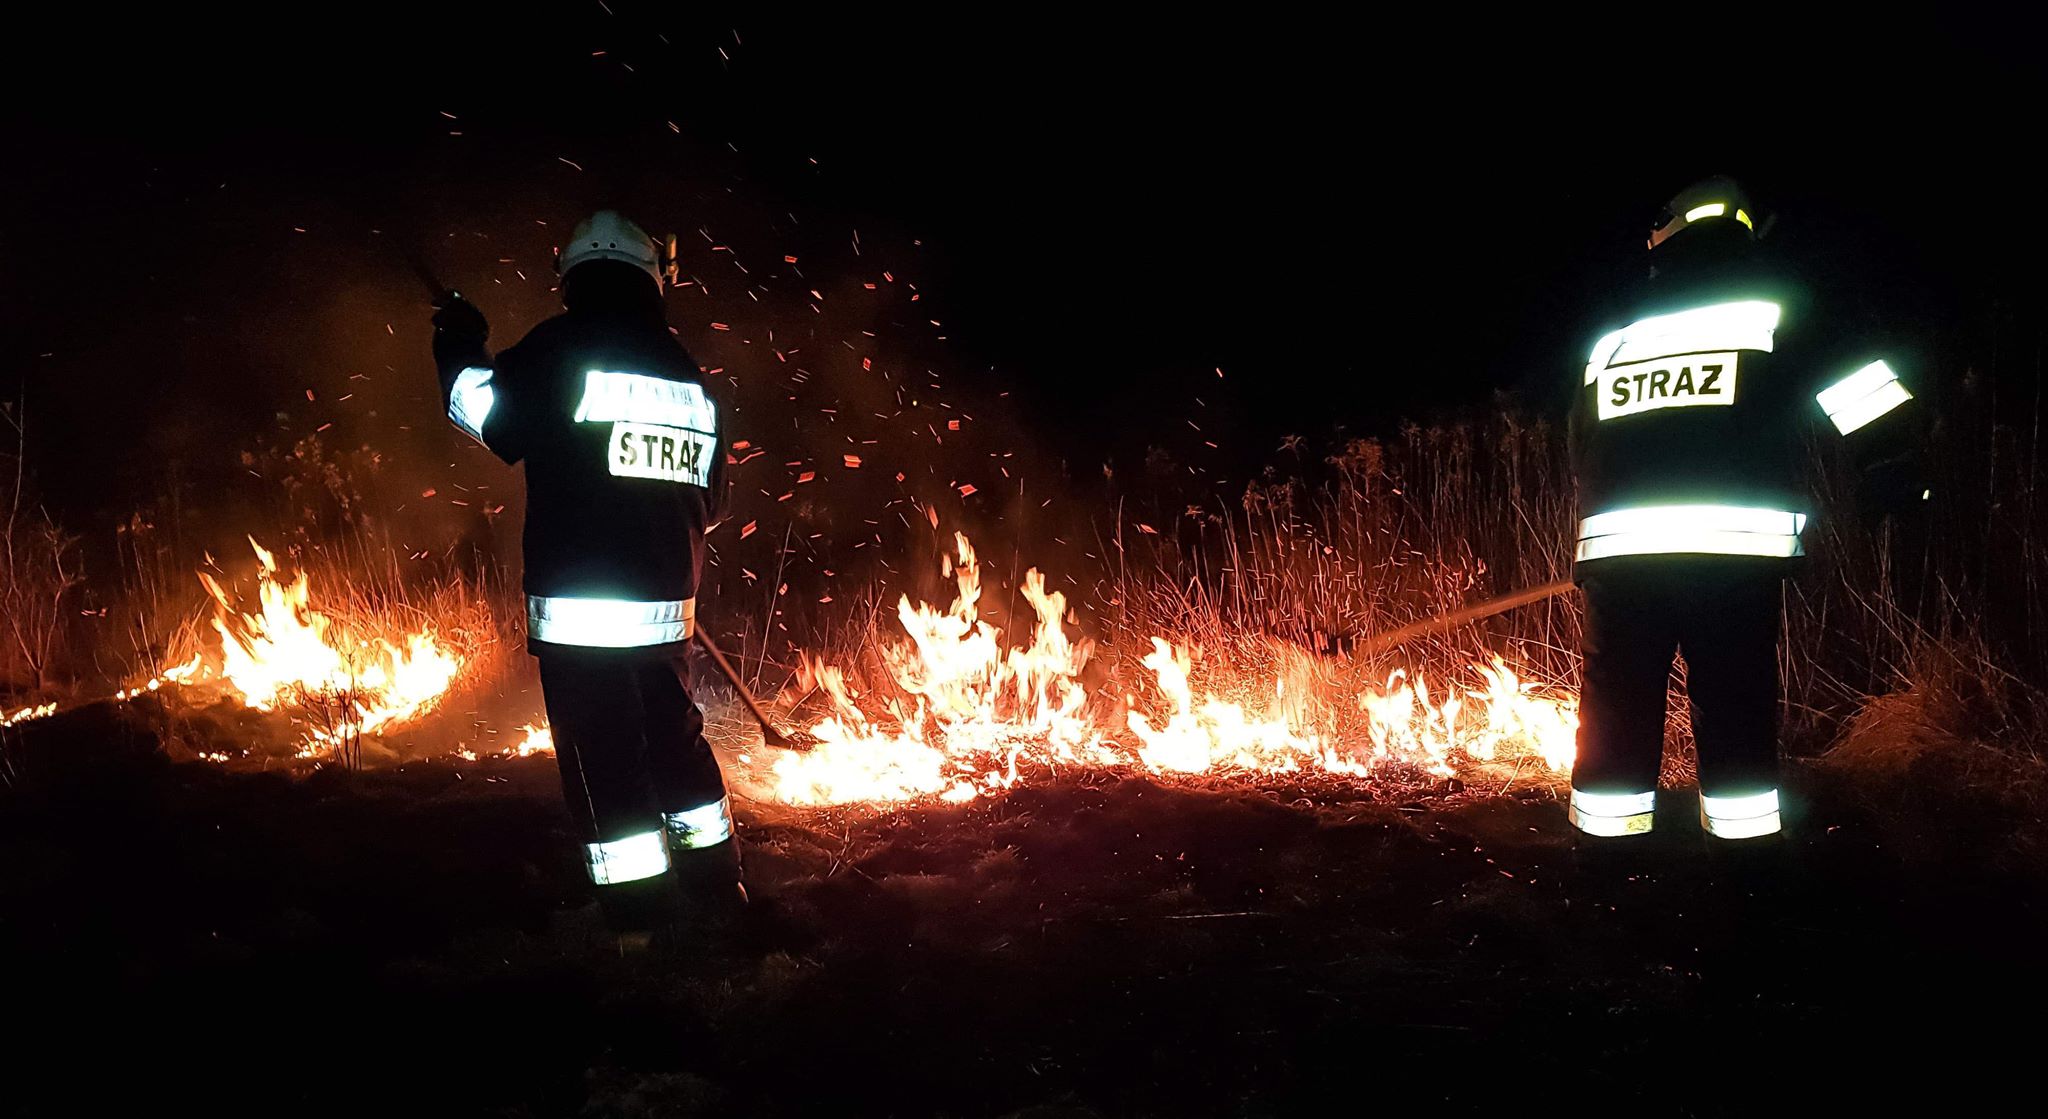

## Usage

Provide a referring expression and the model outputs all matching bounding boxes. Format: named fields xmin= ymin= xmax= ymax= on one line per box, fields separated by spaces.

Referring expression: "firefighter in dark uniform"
xmin=430 ymin=210 xmax=740 ymax=936
xmin=1568 ymin=177 xmax=1919 ymax=844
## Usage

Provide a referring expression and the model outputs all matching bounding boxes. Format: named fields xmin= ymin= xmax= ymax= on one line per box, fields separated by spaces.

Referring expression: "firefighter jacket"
xmin=1569 ymin=227 xmax=1917 ymax=573
xmin=434 ymin=302 xmax=729 ymax=654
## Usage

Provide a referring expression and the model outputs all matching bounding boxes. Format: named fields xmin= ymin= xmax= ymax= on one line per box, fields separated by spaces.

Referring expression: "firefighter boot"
xmin=659 ymin=840 xmax=747 ymax=949
xmin=595 ymin=872 xmax=687 ymax=955
xmin=661 ymin=799 xmax=748 ymax=947
xmin=1568 ymin=832 xmax=1661 ymax=902
xmin=1705 ymin=831 xmax=1792 ymax=908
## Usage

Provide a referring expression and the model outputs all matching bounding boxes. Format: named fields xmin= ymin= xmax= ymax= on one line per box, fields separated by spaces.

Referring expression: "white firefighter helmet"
xmin=1648 ymin=176 xmax=1757 ymax=251
xmin=559 ymin=210 xmax=664 ymax=287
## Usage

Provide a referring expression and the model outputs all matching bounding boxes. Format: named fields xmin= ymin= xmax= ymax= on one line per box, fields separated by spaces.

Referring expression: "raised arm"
xmin=431 ymin=296 xmax=523 ymax=464
xmin=1815 ymin=358 xmax=1914 ymax=437
xmin=1815 ymin=356 xmax=1926 ymax=515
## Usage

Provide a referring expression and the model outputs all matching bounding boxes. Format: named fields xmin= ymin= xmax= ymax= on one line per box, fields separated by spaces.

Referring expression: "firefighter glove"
xmin=433 ymin=296 xmax=489 ymax=344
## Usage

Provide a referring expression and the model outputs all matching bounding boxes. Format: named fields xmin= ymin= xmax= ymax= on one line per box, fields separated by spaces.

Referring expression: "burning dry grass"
xmin=10 ymin=392 xmax=2048 ymax=820
xmin=101 ymin=538 xmax=504 ymax=769
xmin=730 ymin=517 xmax=1577 ymax=810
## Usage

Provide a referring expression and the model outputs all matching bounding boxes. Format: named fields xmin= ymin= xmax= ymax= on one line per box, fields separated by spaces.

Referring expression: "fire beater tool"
xmin=1348 ymin=579 xmax=1578 ymax=661
xmin=692 ymin=630 xmax=796 ymax=748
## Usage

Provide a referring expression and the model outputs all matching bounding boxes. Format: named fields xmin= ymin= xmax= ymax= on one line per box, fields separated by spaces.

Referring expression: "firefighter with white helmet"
xmin=431 ymin=210 xmax=740 ymax=944
xmin=1568 ymin=177 xmax=1921 ymax=850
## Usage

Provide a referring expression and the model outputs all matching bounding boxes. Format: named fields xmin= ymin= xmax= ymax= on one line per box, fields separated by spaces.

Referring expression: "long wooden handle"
xmin=1350 ymin=579 xmax=1578 ymax=660
xmin=692 ymin=630 xmax=792 ymax=748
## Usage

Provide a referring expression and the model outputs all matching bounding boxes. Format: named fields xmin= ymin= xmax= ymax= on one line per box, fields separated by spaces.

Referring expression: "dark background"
xmin=5 ymin=7 xmax=2043 ymax=553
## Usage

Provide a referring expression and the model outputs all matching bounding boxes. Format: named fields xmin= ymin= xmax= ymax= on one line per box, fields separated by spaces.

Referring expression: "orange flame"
xmin=760 ymin=532 xmax=1577 ymax=807
xmin=187 ymin=540 xmax=465 ymax=753
xmin=2 ymin=702 xmax=58 ymax=728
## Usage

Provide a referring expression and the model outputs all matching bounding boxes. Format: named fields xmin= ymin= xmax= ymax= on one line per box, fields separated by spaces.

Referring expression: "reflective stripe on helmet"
xmin=528 ymin=595 xmax=696 ymax=647
xmin=1816 ymin=360 xmax=1912 ymax=435
xmin=448 ymin=366 xmax=496 ymax=444
xmin=1700 ymin=789 xmax=1782 ymax=839
xmin=663 ymin=797 xmax=734 ymax=850
xmin=1576 ymin=504 xmax=1806 ymax=563
xmin=1568 ymin=788 xmax=1656 ymax=836
xmin=584 ymin=830 xmax=671 ymax=885
xmin=1649 ymin=177 xmax=1758 ymax=250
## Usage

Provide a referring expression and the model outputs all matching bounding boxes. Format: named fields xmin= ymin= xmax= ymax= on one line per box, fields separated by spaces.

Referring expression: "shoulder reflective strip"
xmin=1606 ymin=300 xmax=1781 ymax=367
xmin=1735 ymin=208 xmax=1753 ymax=230
xmin=448 ymin=367 xmax=496 ymax=443
xmin=1816 ymin=360 xmax=1912 ymax=435
xmin=1576 ymin=504 xmax=1806 ymax=563
xmin=574 ymin=370 xmax=717 ymax=433
xmin=527 ymin=595 xmax=696 ymax=647
xmin=1585 ymin=329 xmax=1628 ymax=384
xmin=1684 ymin=202 xmax=1727 ymax=221
xmin=585 ymin=830 xmax=670 ymax=885
xmin=663 ymin=797 xmax=734 ymax=849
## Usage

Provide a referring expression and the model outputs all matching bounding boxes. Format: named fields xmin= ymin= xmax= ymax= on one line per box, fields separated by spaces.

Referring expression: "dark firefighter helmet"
xmin=1647 ymin=176 xmax=1757 ymax=251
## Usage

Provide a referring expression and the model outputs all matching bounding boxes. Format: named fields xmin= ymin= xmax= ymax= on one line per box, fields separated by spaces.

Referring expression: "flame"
xmin=117 ymin=654 xmax=205 ymax=700
xmin=2 ymin=702 xmax=58 ymax=728
xmin=186 ymin=539 xmax=465 ymax=753
xmin=1126 ymin=638 xmax=1368 ymax=778
xmin=761 ymin=532 xmax=1577 ymax=807
xmin=511 ymin=723 xmax=555 ymax=757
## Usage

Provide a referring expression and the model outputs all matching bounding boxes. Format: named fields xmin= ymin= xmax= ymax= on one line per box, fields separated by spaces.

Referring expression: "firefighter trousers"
xmin=536 ymin=650 xmax=733 ymax=885
xmin=1569 ymin=557 xmax=1785 ymax=840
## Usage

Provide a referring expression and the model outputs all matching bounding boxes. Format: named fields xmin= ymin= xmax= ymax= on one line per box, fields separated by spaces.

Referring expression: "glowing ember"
xmin=763 ymin=532 xmax=1577 ymax=807
xmin=189 ymin=539 xmax=465 ymax=752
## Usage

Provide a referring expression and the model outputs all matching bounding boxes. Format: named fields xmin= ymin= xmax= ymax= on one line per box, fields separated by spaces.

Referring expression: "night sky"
xmin=6 ymin=9 xmax=2044 ymax=563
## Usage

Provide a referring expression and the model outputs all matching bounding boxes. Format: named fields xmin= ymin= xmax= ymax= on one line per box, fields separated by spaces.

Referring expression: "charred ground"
xmin=6 ymin=697 xmax=2042 ymax=1116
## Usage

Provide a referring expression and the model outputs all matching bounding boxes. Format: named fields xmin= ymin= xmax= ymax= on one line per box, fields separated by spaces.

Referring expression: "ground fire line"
xmin=115 ymin=539 xmax=468 ymax=758
xmin=743 ymin=533 xmax=1577 ymax=806
xmin=86 ymin=532 xmax=1578 ymax=807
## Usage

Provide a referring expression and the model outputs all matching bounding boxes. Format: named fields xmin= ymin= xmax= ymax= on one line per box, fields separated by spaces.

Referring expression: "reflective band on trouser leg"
xmin=1816 ymin=360 xmax=1912 ymax=435
xmin=1568 ymin=789 xmax=1656 ymax=837
xmin=528 ymin=595 xmax=696 ymax=647
xmin=663 ymin=796 xmax=734 ymax=851
xmin=1576 ymin=504 xmax=1807 ymax=563
xmin=1700 ymin=789 xmax=1782 ymax=839
xmin=584 ymin=830 xmax=671 ymax=885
